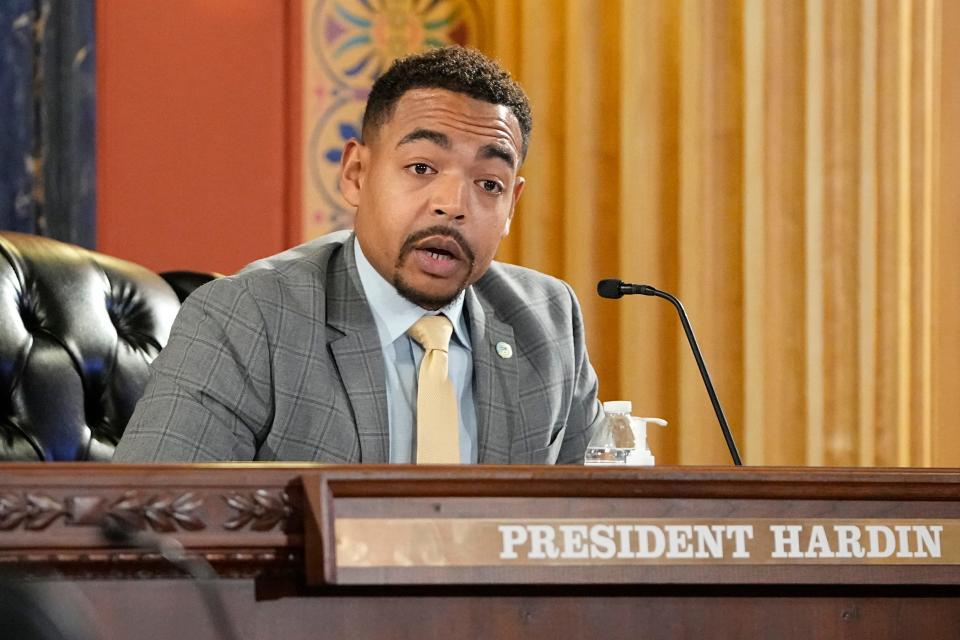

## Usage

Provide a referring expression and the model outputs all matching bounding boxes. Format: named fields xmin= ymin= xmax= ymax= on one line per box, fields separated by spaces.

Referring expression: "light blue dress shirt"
xmin=353 ymin=238 xmax=477 ymax=463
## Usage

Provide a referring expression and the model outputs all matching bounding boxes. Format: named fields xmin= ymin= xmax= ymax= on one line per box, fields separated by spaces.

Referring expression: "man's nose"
xmin=430 ymin=174 xmax=467 ymax=221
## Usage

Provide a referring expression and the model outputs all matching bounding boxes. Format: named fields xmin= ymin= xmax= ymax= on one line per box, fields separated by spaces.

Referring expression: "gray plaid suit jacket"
xmin=113 ymin=231 xmax=604 ymax=463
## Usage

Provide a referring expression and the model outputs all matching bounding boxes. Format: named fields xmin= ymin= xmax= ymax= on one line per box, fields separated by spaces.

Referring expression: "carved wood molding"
xmin=223 ymin=489 xmax=292 ymax=531
xmin=0 ymin=463 xmax=309 ymax=577
xmin=0 ymin=548 xmax=305 ymax=578
xmin=0 ymin=493 xmax=66 ymax=530
xmin=0 ymin=489 xmax=294 ymax=534
xmin=0 ymin=480 xmax=301 ymax=574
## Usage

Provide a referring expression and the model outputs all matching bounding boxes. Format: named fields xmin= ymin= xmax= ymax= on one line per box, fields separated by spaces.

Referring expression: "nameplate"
xmin=336 ymin=518 xmax=960 ymax=568
xmin=299 ymin=468 xmax=960 ymax=585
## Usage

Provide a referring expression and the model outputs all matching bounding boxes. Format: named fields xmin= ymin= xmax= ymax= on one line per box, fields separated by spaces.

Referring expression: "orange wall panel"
xmin=96 ymin=1 xmax=293 ymax=274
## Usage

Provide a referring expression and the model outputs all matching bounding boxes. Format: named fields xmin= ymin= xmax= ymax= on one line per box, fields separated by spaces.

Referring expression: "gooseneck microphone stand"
xmin=597 ymin=278 xmax=743 ymax=466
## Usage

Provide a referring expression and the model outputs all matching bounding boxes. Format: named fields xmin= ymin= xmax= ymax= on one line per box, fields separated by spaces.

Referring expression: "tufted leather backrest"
xmin=0 ymin=232 xmax=183 ymax=461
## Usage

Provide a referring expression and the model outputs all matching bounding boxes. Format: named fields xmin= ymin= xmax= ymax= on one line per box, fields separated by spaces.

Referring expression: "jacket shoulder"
xmin=183 ymin=230 xmax=353 ymax=319
xmin=473 ymin=262 xmax=577 ymax=320
xmin=238 ymin=230 xmax=351 ymax=282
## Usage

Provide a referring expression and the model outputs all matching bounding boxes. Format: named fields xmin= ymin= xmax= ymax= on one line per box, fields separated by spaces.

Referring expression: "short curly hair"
xmin=361 ymin=46 xmax=533 ymax=160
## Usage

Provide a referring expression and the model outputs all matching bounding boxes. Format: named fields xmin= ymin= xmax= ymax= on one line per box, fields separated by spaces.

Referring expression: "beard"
xmin=393 ymin=225 xmax=477 ymax=309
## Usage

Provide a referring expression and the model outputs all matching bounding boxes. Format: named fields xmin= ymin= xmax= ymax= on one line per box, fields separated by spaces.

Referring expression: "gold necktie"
xmin=408 ymin=315 xmax=460 ymax=463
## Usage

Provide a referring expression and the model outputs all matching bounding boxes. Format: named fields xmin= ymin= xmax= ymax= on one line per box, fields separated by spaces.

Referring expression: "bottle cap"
xmin=602 ymin=400 xmax=632 ymax=414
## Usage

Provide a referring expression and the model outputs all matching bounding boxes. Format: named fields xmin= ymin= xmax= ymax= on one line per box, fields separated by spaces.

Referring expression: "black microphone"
xmin=597 ymin=278 xmax=743 ymax=466
xmin=102 ymin=517 xmax=244 ymax=640
xmin=597 ymin=279 xmax=657 ymax=298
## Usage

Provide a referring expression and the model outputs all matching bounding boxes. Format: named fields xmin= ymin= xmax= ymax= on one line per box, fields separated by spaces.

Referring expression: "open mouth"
xmin=414 ymin=235 xmax=466 ymax=262
xmin=421 ymin=248 xmax=454 ymax=261
xmin=395 ymin=226 xmax=477 ymax=286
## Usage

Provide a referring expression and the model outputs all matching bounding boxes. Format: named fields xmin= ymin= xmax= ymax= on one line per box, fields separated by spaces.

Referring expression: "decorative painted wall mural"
xmin=302 ymin=0 xmax=484 ymax=240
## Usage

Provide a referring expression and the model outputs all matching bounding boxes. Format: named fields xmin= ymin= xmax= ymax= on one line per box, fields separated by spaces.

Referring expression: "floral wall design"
xmin=302 ymin=0 xmax=484 ymax=240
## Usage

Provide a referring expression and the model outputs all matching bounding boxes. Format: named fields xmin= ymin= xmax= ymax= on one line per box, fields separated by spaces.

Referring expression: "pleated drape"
xmin=477 ymin=0 xmax=960 ymax=467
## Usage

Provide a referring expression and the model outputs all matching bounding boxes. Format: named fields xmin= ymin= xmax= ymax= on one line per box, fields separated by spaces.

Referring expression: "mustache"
xmin=397 ymin=225 xmax=476 ymax=265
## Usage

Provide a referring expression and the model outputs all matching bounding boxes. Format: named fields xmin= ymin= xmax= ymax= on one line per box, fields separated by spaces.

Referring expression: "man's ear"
xmin=339 ymin=139 xmax=366 ymax=207
xmin=502 ymin=176 xmax=525 ymax=236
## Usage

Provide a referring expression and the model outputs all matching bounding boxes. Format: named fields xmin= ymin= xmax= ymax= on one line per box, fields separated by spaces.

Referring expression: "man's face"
xmin=339 ymin=88 xmax=525 ymax=309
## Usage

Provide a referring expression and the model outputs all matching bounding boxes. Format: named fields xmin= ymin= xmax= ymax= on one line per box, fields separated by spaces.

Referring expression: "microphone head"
xmin=597 ymin=279 xmax=624 ymax=299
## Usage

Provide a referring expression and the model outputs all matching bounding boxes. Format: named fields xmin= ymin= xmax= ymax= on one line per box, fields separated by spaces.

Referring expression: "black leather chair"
xmin=160 ymin=270 xmax=224 ymax=303
xmin=0 ymin=232 xmax=216 ymax=461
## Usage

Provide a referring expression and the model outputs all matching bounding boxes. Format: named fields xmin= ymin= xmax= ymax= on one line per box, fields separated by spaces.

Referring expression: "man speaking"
xmin=115 ymin=46 xmax=604 ymax=464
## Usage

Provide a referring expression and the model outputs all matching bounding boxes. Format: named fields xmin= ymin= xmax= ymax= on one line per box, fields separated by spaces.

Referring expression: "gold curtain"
xmin=479 ymin=0 xmax=960 ymax=467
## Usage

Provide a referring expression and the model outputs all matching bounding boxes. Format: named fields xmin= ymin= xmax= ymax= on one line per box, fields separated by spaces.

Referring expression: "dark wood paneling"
xmin=1 ymin=465 xmax=959 ymax=639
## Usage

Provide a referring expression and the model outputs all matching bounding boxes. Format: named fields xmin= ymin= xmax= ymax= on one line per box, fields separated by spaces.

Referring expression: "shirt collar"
xmin=353 ymin=236 xmax=470 ymax=349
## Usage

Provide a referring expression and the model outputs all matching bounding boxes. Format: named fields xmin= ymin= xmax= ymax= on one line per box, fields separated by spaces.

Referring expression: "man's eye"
xmin=478 ymin=179 xmax=503 ymax=194
xmin=408 ymin=163 xmax=434 ymax=175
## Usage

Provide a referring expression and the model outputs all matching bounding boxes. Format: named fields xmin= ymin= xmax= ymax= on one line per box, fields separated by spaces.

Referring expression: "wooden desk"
xmin=1 ymin=464 xmax=959 ymax=639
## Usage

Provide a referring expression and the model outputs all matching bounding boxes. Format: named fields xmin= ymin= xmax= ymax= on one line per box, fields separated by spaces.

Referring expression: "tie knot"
xmin=408 ymin=315 xmax=453 ymax=352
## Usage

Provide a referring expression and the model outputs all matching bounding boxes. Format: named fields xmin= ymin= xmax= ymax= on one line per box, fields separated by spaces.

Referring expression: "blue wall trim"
xmin=0 ymin=0 xmax=38 ymax=235
xmin=0 ymin=0 xmax=95 ymax=248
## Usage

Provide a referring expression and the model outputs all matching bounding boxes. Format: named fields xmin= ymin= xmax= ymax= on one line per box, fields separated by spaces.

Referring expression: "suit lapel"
xmin=466 ymin=288 xmax=518 ymax=464
xmin=325 ymin=238 xmax=389 ymax=463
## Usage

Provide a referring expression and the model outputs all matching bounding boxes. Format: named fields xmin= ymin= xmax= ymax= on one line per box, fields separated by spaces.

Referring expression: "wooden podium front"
xmin=1 ymin=464 xmax=959 ymax=639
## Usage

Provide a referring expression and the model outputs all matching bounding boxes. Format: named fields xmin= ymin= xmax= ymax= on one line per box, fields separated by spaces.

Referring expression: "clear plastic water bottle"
xmin=584 ymin=401 xmax=636 ymax=465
